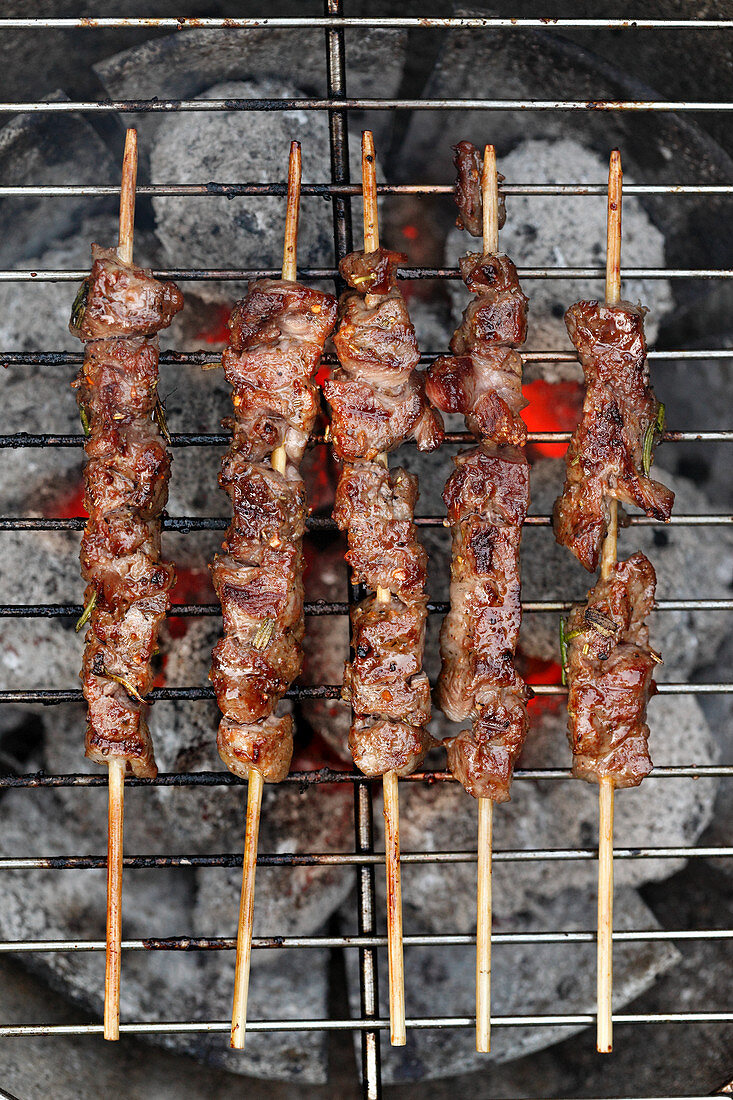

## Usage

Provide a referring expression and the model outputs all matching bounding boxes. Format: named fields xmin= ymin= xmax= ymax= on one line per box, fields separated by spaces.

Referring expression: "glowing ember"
xmin=195 ymin=303 xmax=231 ymax=344
xmin=402 ymin=224 xmax=419 ymax=241
xmin=168 ymin=565 xmax=216 ymax=640
xmin=524 ymin=656 xmax=564 ymax=716
xmin=521 ymin=379 xmax=583 ymax=459
xmin=46 ymin=480 xmax=86 ymax=519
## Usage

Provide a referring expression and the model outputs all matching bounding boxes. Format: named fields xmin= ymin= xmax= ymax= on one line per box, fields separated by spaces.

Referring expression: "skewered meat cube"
xmin=211 ymin=279 xmax=337 ymax=782
xmin=553 ymin=299 xmax=674 ymax=572
xmin=564 ymin=551 xmax=658 ymax=788
xmin=71 ymin=250 xmax=183 ymax=778
xmin=453 ymin=140 xmax=507 ymax=237
xmin=427 ymin=252 xmax=528 ymax=447
xmin=323 ymin=248 xmax=444 ymax=460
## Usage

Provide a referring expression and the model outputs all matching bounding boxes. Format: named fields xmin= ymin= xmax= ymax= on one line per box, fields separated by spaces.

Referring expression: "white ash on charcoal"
xmin=443 ymin=139 xmax=672 ymax=379
xmin=343 ymin=884 xmax=677 ymax=1080
xmin=95 ymin=23 xmax=406 ymax=150
xmin=148 ymin=78 xmax=387 ymax=308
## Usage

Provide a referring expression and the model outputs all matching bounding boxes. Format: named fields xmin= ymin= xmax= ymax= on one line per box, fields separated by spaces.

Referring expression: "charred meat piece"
xmin=553 ymin=300 xmax=674 ymax=572
xmin=333 ymin=463 xmax=427 ymax=603
xmin=439 ymin=445 xmax=530 ymax=803
xmin=323 ymin=247 xmax=443 ymax=460
xmin=211 ymin=279 xmax=337 ymax=782
xmin=223 ymin=279 xmax=337 ymax=465
xmin=71 ymin=248 xmax=183 ymax=778
xmin=427 ymin=252 xmax=528 ymax=448
xmin=453 ymin=140 xmax=507 ymax=237
xmin=564 ymin=552 xmax=658 ymax=788
xmin=70 ymin=245 xmax=183 ymax=341
xmin=349 ymin=717 xmax=434 ymax=779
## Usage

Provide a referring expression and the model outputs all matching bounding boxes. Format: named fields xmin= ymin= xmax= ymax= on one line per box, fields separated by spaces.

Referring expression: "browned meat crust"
xmin=71 ymin=250 xmax=183 ymax=777
xmin=211 ymin=279 xmax=337 ymax=782
xmin=70 ymin=245 xmax=183 ymax=341
xmin=426 ymin=253 xmax=528 ymax=447
xmin=565 ymin=552 xmax=658 ymax=788
xmin=453 ymin=141 xmax=506 ymax=237
xmin=553 ymin=300 xmax=674 ymax=572
xmin=439 ymin=446 xmax=530 ymax=802
xmin=323 ymin=248 xmax=444 ymax=460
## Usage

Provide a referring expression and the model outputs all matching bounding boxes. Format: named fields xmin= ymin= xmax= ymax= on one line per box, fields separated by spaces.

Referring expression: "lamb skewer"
xmin=71 ymin=128 xmax=183 ymax=1039
xmin=210 ymin=141 xmax=338 ymax=1050
xmin=426 ymin=144 xmax=530 ymax=1053
xmin=556 ymin=152 xmax=668 ymax=1052
xmin=324 ymin=130 xmax=443 ymax=1046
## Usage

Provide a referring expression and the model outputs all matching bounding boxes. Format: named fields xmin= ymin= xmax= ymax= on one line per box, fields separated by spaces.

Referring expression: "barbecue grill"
xmin=0 ymin=6 xmax=731 ymax=1098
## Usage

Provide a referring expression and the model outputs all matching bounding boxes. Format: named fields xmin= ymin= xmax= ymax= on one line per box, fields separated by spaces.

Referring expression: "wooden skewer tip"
xmin=481 ymin=143 xmax=500 ymax=255
xmin=361 ymin=130 xmax=379 ymax=253
xmin=281 ymin=140 xmax=301 ymax=283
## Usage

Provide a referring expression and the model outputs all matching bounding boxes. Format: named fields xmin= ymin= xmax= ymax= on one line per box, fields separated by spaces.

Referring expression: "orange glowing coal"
xmin=524 ymin=656 xmax=564 ymax=716
xmin=521 ymin=379 xmax=583 ymax=459
xmin=195 ymin=303 xmax=231 ymax=345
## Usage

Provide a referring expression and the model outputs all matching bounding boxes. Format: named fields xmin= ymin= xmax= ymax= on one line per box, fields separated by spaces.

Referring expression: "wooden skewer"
xmin=361 ymin=129 xmax=407 ymax=1047
xmin=230 ymin=142 xmax=302 ymax=1051
xmin=103 ymin=126 xmax=138 ymax=1042
xmin=597 ymin=147 xmax=623 ymax=1055
xmin=475 ymin=144 xmax=500 ymax=1055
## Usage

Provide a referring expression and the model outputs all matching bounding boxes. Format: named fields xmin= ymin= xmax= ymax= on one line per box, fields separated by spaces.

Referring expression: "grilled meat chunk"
xmin=211 ymin=279 xmax=337 ymax=782
xmin=333 ymin=463 xmax=427 ymax=601
xmin=565 ymin=552 xmax=658 ymax=788
xmin=223 ymin=279 xmax=337 ymax=465
xmin=70 ymin=245 xmax=183 ymax=340
xmin=453 ymin=140 xmax=506 ymax=237
xmin=349 ymin=718 xmax=434 ymax=779
xmin=323 ymin=247 xmax=443 ymax=459
xmin=553 ymin=300 xmax=674 ymax=571
xmin=439 ymin=445 xmax=530 ymax=802
xmin=218 ymin=715 xmax=293 ymax=784
xmin=427 ymin=252 xmax=528 ymax=447
xmin=72 ymin=248 xmax=182 ymax=777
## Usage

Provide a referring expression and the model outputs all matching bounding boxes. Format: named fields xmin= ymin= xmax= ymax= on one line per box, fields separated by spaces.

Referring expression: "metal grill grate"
xmin=0 ymin=8 xmax=731 ymax=1099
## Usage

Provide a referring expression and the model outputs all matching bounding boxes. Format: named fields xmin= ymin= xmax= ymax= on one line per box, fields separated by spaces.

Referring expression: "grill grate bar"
xmin=2 ymin=97 xmax=733 ymax=114
xmin=0 ymin=764 xmax=728 ymax=789
xmin=3 ymin=266 xmax=732 ymax=280
xmin=3 ymin=17 xmax=733 ymax=29
xmin=0 ymin=429 xmax=728 ymax=448
xmin=2 ymin=349 xmax=728 ymax=365
xmin=2 ymin=597 xmax=729 ymax=618
xmin=1 ymin=514 xmax=728 ymax=531
xmin=0 ymin=846 xmax=729 ymax=871
xmin=2 ymin=183 xmax=733 ymax=197
xmin=0 ymin=682 xmax=726 ymax=705
xmin=0 ymin=928 xmax=730 ymax=953
xmin=0 ymin=1012 xmax=731 ymax=1038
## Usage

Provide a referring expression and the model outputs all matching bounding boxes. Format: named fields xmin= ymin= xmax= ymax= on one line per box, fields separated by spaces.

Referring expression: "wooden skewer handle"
xmin=383 ymin=770 xmax=406 ymax=1046
xmin=104 ymin=758 xmax=125 ymax=1041
xmin=476 ymin=797 xmax=493 ymax=1053
xmin=231 ymin=768 xmax=264 ymax=1050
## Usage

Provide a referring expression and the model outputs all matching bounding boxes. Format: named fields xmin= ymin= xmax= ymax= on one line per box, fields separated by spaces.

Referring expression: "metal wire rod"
xmin=0 ymin=764 xmax=729 ymax=789
xmin=0 ymin=514 xmax=728 ymax=532
xmin=0 ymin=927 xmax=730 ymax=953
xmin=0 ymin=429 xmax=729 ymax=448
xmin=3 ymin=18 xmax=733 ymax=29
xmin=1 ymin=98 xmax=733 ymax=115
xmin=0 ymin=682 xmax=726 ymax=705
xmin=0 ymin=846 xmax=728 ymax=872
xmin=2 ymin=266 xmax=732 ymax=281
xmin=1 ymin=183 xmax=733 ymax=197
xmin=1 ymin=597 xmax=728 ymax=619
xmin=2 ymin=349 xmax=729 ymax=366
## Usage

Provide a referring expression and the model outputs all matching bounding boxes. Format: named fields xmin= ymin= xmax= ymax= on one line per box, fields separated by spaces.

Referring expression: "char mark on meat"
xmin=72 ymin=248 xmax=183 ymax=778
xmin=426 ymin=252 xmax=528 ymax=448
xmin=565 ymin=552 xmax=658 ymax=788
xmin=452 ymin=140 xmax=507 ymax=237
xmin=439 ymin=445 xmax=530 ymax=802
xmin=553 ymin=300 xmax=675 ymax=572
xmin=211 ymin=278 xmax=337 ymax=782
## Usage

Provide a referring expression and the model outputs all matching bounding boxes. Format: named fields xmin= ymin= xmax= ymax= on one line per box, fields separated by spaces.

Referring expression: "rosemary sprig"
xmin=79 ymin=406 xmax=91 ymax=437
xmin=104 ymin=666 xmax=146 ymax=704
xmin=559 ymin=618 xmax=581 ymax=686
xmin=253 ymin=619 xmax=275 ymax=650
xmin=584 ymin=607 xmax=617 ymax=637
xmin=153 ymin=398 xmax=171 ymax=444
xmin=75 ymin=590 xmax=97 ymax=632
xmin=70 ymin=278 xmax=90 ymax=330
xmin=642 ymin=402 xmax=666 ymax=477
